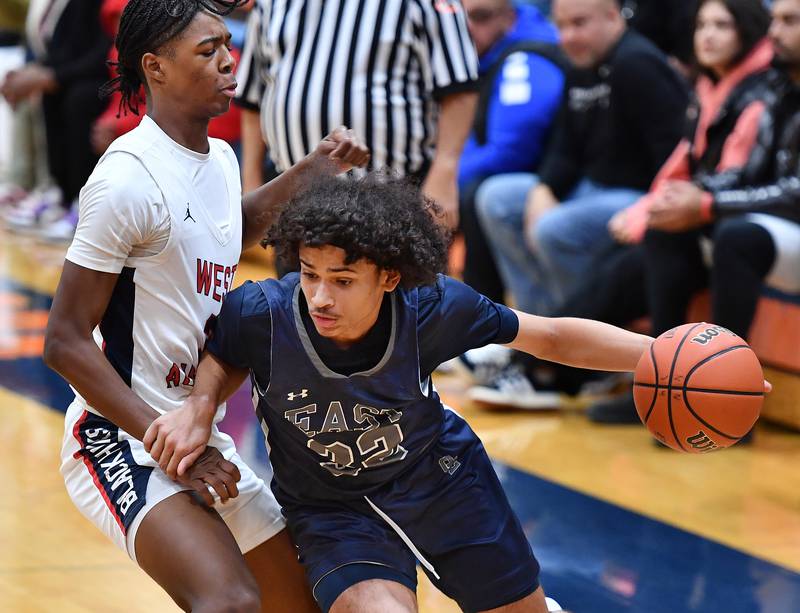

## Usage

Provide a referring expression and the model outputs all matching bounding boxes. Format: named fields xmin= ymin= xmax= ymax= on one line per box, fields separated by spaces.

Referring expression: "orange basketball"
xmin=633 ymin=322 xmax=764 ymax=453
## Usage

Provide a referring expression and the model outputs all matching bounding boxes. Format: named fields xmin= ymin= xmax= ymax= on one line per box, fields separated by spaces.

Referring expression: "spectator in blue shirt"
xmin=459 ymin=0 xmax=565 ymax=304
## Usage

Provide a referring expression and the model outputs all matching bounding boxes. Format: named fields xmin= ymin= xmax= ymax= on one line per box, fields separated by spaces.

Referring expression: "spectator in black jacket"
xmin=476 ymin=0 xmax=689 ymax=318
xmin=1 ymin=0 xmax=110 ymax=239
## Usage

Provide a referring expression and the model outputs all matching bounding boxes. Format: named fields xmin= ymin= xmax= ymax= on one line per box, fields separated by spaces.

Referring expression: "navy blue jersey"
xmin=208 ymin=273 xmax=518 ymax=502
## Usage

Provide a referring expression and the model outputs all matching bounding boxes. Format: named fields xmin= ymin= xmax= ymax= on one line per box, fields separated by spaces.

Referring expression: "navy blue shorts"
xmin=276 ymin=410 xmax=540 ymax=612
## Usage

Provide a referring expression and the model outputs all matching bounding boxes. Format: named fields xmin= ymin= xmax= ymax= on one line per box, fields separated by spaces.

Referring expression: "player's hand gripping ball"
xmin=633 ymin=323 xmax=764 ymax=453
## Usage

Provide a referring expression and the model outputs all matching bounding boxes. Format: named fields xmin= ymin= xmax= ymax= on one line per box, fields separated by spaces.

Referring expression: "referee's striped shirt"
xmin=235 ymin=0 xmax=479 ymax=175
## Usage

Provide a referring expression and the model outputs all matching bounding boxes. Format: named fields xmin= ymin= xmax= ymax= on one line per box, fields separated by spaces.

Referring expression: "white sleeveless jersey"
xmin=70 ymin=118 xmax=242 ymax=422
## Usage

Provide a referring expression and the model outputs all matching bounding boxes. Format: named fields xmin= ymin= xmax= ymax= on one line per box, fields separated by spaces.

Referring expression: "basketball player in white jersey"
xmin=43 ymin=1 xmax=368 ymax=611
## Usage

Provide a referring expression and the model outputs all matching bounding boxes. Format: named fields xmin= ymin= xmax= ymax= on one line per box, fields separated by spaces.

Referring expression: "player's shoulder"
xmin=106 ymin=122 xmax=161 ymax=159
xmin=209 ymin=136 xmax=235 ymax=155
xmin=225 ymin=280 xmax=269 ymax=319
xmin=85 ymin=149 xmax=160 ymax=205
xmin=416 ymin=274 xmax=480 ymax=312
xmin=92 ymin=148 xmax=152 ymax=182
xmin=414 ymin=274 xmax=444 ymax=304
xmin=232 ymin=273 xmax=299 ymax=318
xmin=258 ymin=272 xmax=299 ymax=293
xmin=95 ymin=122 xmax=161 ymax=179
xmin=209 ymin=137 xmax=240 ymax=169
xmin=417 ymin=273 xmax=474 ymax=297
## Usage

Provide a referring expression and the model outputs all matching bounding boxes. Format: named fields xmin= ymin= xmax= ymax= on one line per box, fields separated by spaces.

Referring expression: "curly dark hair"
xmin=100 ymin=0 xmax=245 ymax=116
xmin=265 ymin=174 xmax=450 ymax=289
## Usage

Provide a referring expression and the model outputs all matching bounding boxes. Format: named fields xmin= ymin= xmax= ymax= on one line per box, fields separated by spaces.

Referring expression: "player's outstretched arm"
xmin=44 ymin=261 xmax=161 ymax=439
xmin=506 ymin=311 xmax=654 ymax=373
xmin=144 ymin=351 xmax=246 ymax=480
xmin=241 ymin=126 xmax=370 ymax=248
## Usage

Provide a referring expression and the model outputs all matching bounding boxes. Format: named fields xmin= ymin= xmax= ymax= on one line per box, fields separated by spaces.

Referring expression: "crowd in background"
xmin=456 ymin=0 xmax=800 ymax=438
xmin=0 ymin=0 xmax=798 ymax=440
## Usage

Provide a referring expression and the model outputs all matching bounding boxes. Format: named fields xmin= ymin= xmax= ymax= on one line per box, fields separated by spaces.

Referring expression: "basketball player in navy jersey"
xmin=44 ymin=0 xmax=367 ymax=611
xmin=146 ymin=175 xmax=652 ymax=612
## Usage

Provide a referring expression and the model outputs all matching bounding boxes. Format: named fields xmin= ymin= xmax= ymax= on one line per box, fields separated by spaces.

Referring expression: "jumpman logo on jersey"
xmin=184 ymin=203 xmax=196 ymax=223
xmin=287 ymin=389 xmax=309 ymax=401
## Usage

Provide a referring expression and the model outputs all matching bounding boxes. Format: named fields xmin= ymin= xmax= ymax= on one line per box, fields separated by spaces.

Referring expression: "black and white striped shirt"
xmin=235 ymin=0 xmax=479 ymax=175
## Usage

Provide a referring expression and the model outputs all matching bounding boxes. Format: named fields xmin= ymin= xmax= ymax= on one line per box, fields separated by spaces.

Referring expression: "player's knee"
xmin=190 ymin=582 xmax=261 ymax=613
xmin=330 ymin=580 xmax=415 ymax=613
xmin=185 ymin=568 xmax=261 ymax=613
xmin=331 ymin=594 xmax=413 ymax=613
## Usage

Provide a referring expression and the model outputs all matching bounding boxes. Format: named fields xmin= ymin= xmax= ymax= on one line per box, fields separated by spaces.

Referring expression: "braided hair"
xmin=101 ymin=0 xmax=245 ymax=116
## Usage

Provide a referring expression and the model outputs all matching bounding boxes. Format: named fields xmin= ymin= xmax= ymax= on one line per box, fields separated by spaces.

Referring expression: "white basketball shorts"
xmin=60 ymin=398 xmax=285 ymax=562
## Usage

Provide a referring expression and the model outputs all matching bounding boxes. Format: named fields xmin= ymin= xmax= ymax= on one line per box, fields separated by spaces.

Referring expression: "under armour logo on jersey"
xmin=184 ymin=203 xmax=196 ymax=223
xmin=287 ymin=389 xmax=309 ymax=401
xmin=439 ymin=455 xmax=461 ymax=475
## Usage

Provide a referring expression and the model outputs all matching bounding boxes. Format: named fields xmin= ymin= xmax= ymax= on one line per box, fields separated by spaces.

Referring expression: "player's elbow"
xmin=43 ymin=323 xmax=73 ymax=371
xmin=42 ymin=331 xmax=62 ymax=370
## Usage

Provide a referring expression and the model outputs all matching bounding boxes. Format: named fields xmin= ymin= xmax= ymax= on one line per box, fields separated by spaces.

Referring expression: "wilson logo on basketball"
xmin=690 ymin=325 xmax=735 ymax=346
xmin=686 ymin=431 xmax=719 ymax=453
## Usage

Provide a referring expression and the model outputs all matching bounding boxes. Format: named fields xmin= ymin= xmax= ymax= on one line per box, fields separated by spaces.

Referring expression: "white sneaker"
xmin=545 ymin=596 xmax=563 ymax=611
xmin=39 ymin=200 xmax=78 ymax=243
xmin=4 ymin=186 xmax=62 ymax=230
xmin=438 ymin=344 xmax=512 ymax=385
xmin=468 ymin=364 xmax=562 ymax=410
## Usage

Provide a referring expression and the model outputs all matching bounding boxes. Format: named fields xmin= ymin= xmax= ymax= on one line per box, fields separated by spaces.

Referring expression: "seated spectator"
xmin=593 ymin=0 xmax=798 ymax=428
xmin=1 ymin=0 xmax=110 ymax=240
xmin=470 ymin=0 xmax=774 ymax=412
xmin=459 ymin=0 xmax=565 ymax=304
xmin=475 ymin=0 xmax=688 ymax=319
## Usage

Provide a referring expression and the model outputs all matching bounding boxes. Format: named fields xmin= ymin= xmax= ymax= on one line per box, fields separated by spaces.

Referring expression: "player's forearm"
xmin=241 ymin=153 xmax=315 ymax=248
xmin=218 ymin=359 xmax=250 ymax=402
xmin=508 ymin=311 xmax=653 ymax=372
xmin=430 ymin=91 xmax=477 ymax=171
xmin=190 ymin=352 xmax=242 ymax=421
xmin=43 ymin=335 xmax=159 ymax=440
xmin=241 ymin=130 xmax=368 ymax=247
